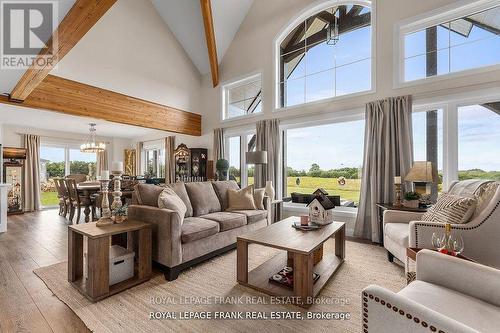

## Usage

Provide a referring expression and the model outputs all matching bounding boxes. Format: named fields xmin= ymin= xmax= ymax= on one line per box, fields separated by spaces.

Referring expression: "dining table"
xmin=77 ymin=182 xmax=134 ymax=223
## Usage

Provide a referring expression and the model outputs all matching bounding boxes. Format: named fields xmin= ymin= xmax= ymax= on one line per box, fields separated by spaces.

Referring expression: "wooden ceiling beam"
xmin=1 ymin=75 xmax=202 ymax=136
xmin=200 ymin=0 xmax=219 ymax=87
xmin=9 ymin=0 xmax=117 ymax=102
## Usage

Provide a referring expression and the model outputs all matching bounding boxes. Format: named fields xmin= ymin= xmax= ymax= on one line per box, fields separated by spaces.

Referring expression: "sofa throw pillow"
xmin=253 ymin=188 xmax=266 ymax=210
xmin=421 ymin=193 xmax=477 ymax=224
xmin=227 ymin=186 xmax=257 ymax=211
xmin=158 ymin=188 xmax=187 ymax=221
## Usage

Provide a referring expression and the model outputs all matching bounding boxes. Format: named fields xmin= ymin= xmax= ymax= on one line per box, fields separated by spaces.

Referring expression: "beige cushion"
xmin=185 ymin=182 xmax=222 ymax=216
xmin=134 ymin=184 xmax=164 ymax=207
xmin=399 ymin=281 xmax=500 ymax=333
xmin=158 ymin=188 xmax=187 ymax=221
xmin=231 ymin=210 xmax=267 ymax=224
xmin=253 ymin=188 xmax=265 ymax=210
xmin=472 ymin=181 xmax=499 ymax=219
xmin=421 ymin=193 xmax=477 ymax=224
xmin=227 ymin=186 xmax=256 ymax=211
xmin=166 ymin=182 xmax=193 ymax=217
xmin=211 ymin=180 xmax=240 ymax=211
xmin=181 ymin=217 xmax=219 ymax=243
xmin=201 ymin=212 xmax=247 ymax=231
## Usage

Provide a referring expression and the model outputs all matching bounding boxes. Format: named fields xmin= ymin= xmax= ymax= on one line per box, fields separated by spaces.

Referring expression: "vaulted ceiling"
xmin=151 ymin=0 xmax=254 ymax=75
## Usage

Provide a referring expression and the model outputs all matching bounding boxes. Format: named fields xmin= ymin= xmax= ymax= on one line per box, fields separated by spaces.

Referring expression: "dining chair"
xmin=65 ymin=178 xmax=91 ymax=224
xmin=65 ymin=174 xmax=88 ymax=184
xmin=55 ymin=178 xmax=70 ymax=218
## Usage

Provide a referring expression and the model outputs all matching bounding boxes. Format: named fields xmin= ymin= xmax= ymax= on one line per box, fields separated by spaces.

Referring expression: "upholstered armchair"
xmin=384 ymin=180 xmax=500 ymax=267
xmin=362 ymin=250 xmax=500 ymax=333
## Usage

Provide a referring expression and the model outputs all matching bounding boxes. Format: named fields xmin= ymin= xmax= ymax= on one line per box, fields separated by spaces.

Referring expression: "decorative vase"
xmin=112 ymin=215 xmax=127 ymax=224
xmin=265 ymin=181 xmax=275 ymax=200
xmin=403 ymin=199 xmax=419 ymax=208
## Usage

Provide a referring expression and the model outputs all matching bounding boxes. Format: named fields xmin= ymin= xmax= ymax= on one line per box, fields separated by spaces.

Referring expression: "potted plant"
xmin=216 ymin=159 xmax=229 ymax=181
xmin=403 ymin=191 xmax=421 ymax=208
xmin=112 ymin=204 xmax=128 ymax=224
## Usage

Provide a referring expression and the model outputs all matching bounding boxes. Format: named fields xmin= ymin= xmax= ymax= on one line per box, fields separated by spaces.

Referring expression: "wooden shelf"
xmin=241 ymin=250 xmax=343 ymax=300
xmin=71 ymin=273 xmax=150 ymax=302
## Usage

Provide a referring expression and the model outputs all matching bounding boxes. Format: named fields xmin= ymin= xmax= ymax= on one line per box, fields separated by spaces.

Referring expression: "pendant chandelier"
xmin=326 ymin=7 xmax=340 ymax=45
xmin=80 ymin=123 xmax=106 ymax=153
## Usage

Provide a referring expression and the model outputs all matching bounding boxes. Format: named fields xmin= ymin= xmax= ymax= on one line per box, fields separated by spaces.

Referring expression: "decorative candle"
xmin=111 ymin=161 xmax=124 ymax=173
xmin=394 ymin=176 xmax=402 ymax=185
xmin=101 ymin=170 xmax=110 ymax=180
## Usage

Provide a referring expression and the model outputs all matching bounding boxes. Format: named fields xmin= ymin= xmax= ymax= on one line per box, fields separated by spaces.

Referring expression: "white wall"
xmin=52 ymin=0 xmax=202 ymax=115
xmin=200 ymin=0 xmax=500 ymax=133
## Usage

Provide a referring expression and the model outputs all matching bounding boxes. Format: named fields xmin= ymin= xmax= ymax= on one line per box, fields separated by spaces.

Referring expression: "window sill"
xmin=283 ymin=201 xmax=358 ymax=217
xmin=273 ymin=88 xmax=375 ymax=113
xmin=221 ymin=111 xmax=264 ymax=124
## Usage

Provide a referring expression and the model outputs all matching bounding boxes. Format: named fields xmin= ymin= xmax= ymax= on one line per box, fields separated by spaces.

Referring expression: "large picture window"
xmin=278 ymin=3 xmax=372 ymax=108
xmin=402 ymin=3 xmax=500 ymax=82
xmin=284 ymin=118 xmax=365 ymax=206
xmin=40 ymin=145 xmax=97 ymax=208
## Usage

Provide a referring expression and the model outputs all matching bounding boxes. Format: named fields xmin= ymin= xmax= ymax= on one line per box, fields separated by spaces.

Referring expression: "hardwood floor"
xmin=0 ymin=210 xmax=89 ymax=332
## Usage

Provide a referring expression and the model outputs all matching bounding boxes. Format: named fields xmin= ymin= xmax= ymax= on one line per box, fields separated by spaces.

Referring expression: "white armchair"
xmin=384 ymin=180 xmax=500 ymax=267
xmin=362 ymin=250 xmax=500 ymax=333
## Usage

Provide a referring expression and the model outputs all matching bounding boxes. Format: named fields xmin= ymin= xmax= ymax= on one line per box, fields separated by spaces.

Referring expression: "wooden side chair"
xmin=65 ymin=179 xmax=91 ymax=224
xmin=55 ymin=178 xmax=70 ymax=218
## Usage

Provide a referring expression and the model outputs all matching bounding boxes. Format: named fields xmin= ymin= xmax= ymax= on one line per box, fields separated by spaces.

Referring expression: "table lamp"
xmin=245 ymin=151 xmax=267 ymax=188
xmin=405 ymin=161 xmax=437 ymax=196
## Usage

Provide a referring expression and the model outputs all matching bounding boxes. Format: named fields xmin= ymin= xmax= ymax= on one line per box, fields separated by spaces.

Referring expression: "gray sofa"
xmin=128 ymin=181 xmax=270 ymax=280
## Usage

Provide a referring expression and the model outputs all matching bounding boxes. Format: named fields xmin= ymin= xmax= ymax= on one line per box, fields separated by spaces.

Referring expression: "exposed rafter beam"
xmin=1 ymin=75 xmax=202 ymax=136
xmin=9 ymin=0 xmax=117 ymax=102
xmin=200 ymin=0 xmax=219 ymax=87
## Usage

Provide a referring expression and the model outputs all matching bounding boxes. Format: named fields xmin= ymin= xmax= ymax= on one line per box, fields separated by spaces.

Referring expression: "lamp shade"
xmin=246 ymin=151 xmax=267 ymax=165
xmin=405 ymin=161 xmax=435 ymax=182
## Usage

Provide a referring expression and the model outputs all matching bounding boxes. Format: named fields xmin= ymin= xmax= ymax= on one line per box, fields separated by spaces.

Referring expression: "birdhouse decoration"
xmin=307 ymin=189 xmax=335 ymax=225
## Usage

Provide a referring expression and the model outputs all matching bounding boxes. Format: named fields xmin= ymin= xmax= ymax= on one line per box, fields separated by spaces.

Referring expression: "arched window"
xmin=277 ymin=2 xmax=372 ymax=108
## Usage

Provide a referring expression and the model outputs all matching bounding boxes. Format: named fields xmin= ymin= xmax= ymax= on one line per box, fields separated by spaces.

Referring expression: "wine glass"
xmin=431 ymin=232 xmax=443 ymax=250
xmin=452 ymin=235 xmax=465 ymax=255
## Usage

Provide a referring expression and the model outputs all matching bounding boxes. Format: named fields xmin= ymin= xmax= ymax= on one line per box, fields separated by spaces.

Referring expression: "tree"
xmin=46 ymin=162 xmax=65 ymax=178
xmin=308 ymin=163 xmax=321 ymax=177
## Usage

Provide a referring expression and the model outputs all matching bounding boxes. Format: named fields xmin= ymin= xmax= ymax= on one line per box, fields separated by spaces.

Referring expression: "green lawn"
xmin=286 ymin=177 xmax=361 ymax=203
xmin=246 ymin=176 xmax=361 ymax=203
xmin=41 ymin=191 xmax=59 ymax=207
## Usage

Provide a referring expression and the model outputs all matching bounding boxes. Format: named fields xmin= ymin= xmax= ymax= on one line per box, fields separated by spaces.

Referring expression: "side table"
xmin=270 ymin=199 xmax=283 ymax=224
xmin=375 ymin=203 xmax=428 ymax=245
xmin=68 ymin=220 xmax=152 ymax=302
xmin=405 ymin=247 xmax=475 ymax=284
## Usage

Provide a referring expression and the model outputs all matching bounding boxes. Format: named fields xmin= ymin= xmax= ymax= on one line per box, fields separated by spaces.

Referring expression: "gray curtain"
xmin=213 ymin=128 xmax=224 ymax=161
xmin=255 ymin=119 xmax=281 ymax=198
xmin=96 ymin=150 xmax=108 ymax=177
xmin=354 ymin=95 xmax=414 ymax=242
xmin=23 ymin=134 xmax=41 ymax=211
xmin=136 ymin=142 xmax=143 ymax=176
xmin=164 ymin=136 xmax=176 ymax=183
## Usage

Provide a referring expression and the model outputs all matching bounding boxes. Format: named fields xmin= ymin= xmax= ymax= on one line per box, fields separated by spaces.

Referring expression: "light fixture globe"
xmin=81 ymin=123 xmax=106 ymax=153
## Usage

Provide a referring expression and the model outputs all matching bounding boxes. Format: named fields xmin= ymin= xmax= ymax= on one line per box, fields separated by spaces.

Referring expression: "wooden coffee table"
xmin=237 ymin=216 xmax=345 ymax=307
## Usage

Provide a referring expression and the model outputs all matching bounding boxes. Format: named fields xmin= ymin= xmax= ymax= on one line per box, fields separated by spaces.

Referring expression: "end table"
xmin=68 ymin=220 xmax=152 ymax=302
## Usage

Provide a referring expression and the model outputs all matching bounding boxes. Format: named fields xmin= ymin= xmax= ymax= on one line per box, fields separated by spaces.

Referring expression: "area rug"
xmin=34 ymin=240 xmax=404 ymax=333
